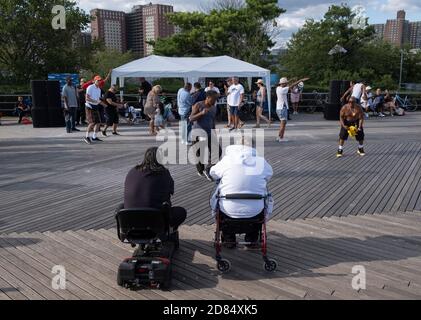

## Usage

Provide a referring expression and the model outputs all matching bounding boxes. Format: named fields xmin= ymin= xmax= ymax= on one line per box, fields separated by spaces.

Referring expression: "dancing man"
xmin=337 ymin=97 xmax=366 ymax=158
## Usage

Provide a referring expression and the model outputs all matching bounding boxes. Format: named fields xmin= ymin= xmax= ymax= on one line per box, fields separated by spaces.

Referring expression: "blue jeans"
xmin=64 ymin=107 xmax=78 ymax=132
xmin=179 ymin=113 xmax=192 ymax=143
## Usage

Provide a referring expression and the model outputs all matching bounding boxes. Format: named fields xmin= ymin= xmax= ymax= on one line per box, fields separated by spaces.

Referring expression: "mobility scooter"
xmin=115 ymin=203 xmax=179 ymax=290
xmin=213 ymin=193 xmax=278 ymax=273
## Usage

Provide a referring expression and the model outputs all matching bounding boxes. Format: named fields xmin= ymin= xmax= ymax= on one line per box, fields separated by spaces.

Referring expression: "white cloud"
xmin=77 ymin=0 xmax=421 ymax=48
xmin=77 ymin=0 xmax=205 ymax=13
xmin=377 ymin=0 xmax=421 ymax=13
xmin=275 ymin=3 xmax=331 ymax=47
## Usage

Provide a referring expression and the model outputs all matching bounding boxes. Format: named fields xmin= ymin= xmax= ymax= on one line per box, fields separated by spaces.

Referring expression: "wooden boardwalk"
xmin=1 ymin=114 xmax=421 ymax=232
xmin=1 ymin=212 xmax=421 ymax=300
xmin=1 ymin=113 xmax=421 ymax=299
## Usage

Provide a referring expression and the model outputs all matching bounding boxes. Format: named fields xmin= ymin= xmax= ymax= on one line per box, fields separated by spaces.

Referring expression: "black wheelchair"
xmin=214 ymin=193 xmax=277 ymax=273
xmin=115 ymin=203 xmax=179 ymax=290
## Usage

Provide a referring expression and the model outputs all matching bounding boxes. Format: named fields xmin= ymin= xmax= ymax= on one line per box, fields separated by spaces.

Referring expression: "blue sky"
xmin=78 ymin=0 xmax=421 ymax=47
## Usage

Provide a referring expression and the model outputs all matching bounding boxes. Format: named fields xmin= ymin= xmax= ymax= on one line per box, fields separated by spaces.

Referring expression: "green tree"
xmin=152 ymin=0 xmax=285 ymax=66
xmin=281 ymin=5 xmax=375 ymax=86
xmin=81 ymin=49 xmax=135 ymax=86
xmin=0 ymin=0 xmax=90 ymax=84
xmin=281 ymin=4 xmax=421 ymax=89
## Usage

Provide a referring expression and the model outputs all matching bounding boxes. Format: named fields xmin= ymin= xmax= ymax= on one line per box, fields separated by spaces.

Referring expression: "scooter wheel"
xmin=161 ymin=277 xmax=172 ymax=290
xmin=217 ymin=259 xmax=231 ymax=273
xmin=263 ymin=259 xmax=277 ymax=272
xmin=117 ymin=274 xmax=124 ymax=287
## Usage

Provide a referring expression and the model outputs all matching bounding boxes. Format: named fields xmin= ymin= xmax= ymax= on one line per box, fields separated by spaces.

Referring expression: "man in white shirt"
xmin=276 ymin=77 xmax=308 ymax=142
xmin=210 ymin=136 xmax=273 ymax=247
xmin=227 ymin=77 xmax=245 ymax=131
xmin=341 ymin=80 xmax=367 ymax=106
xmin=84 ymin=76 xmax=107 ymax=144
xmin=205 ymin=81 xmax=221 ymax=96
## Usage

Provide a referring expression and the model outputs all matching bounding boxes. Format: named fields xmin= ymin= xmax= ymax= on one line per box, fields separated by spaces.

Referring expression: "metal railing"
xmin=2 ymin=92 xmax=421 ymax=116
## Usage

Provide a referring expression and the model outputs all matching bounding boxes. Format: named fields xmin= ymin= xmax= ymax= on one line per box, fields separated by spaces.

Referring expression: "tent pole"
xmin=266 ymin=74 xmax=271 ymax=122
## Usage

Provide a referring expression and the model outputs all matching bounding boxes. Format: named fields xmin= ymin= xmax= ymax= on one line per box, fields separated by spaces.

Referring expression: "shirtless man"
xmin=337 ymin=97 xmax=365 ymax=158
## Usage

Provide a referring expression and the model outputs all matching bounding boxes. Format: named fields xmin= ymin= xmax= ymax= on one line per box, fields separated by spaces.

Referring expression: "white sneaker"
xmin=276 ymin=137 xmax=288 ymax=142
xmin=379 ymin=113 xmax=385 ymax=117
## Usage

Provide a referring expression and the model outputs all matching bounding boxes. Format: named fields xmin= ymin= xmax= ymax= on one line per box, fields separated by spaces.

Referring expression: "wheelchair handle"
xmin=218 ymin=193 xmax=267 ymax=200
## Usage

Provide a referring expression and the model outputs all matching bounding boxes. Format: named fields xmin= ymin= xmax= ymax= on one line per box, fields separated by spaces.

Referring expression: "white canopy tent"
xmin=111 ymin=55 xmax=272 ymax=118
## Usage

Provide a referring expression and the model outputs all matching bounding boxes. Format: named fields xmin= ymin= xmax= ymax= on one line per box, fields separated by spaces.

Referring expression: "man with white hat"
xmin=276 ymin=76 xmax=309 ymax=142
xmin=361 ymin=86 xmax=373 ymax=118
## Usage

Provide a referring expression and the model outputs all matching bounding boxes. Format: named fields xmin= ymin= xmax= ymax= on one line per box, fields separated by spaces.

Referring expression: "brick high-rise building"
xmin=409 ymin=21 xmax=421 ymax=49
xmin=126 ymin=5 xmax=145 ymax=58
xmin=72 ymin=32 xmax=92 ymax=49
xmin=372 ymin=10 xmax=421 ymax=49
xmin=142 ymin=3 xmax=175 ymax=56
xmin=91 ymin=9 xmax=127 ymax=53
xmin=384 ymin=10 xmax=410 ymax=47
xmin=372 ymin=24 xmax=385 ymax=40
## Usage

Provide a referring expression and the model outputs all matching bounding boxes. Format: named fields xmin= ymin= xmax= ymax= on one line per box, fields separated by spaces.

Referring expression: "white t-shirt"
xmin=276 ymin=86 xmax=289 ymax=109
xmin=205 ymin=86 xmax=220 ymax=95
xmin=86 ymin=84 xmax=102 ymax=106
xmin=227 ymin=84 xmax=244 ymax=107
xmin=352 ymin=83 xmax=364 ymax=100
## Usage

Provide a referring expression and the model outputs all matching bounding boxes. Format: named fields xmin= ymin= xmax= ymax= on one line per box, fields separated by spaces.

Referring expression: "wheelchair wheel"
xmin=217 ymin=259 xmax=231 ymax=273
xmin=263 ymin=259 xmax=277 ymax=272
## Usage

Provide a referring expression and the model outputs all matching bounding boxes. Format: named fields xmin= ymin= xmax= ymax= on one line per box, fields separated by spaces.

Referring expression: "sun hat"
xmin=366 ymin=86 xmax=372 ymax=91
xmin=279 ymin=77 xmax=288 ymax=84
xmin=256 ymin=79 xmax=264 ymax=85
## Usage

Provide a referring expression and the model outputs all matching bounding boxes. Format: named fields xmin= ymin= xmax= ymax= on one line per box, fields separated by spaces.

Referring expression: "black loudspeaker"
xmin=31 ymin=80 xmax=64 ymax=127
xmin=329 ymin=80 xmax=343 ymax=104
xmin=48 ymin=109 xmax=65 ymax=127
xmin=31 ymin=109 xmax=49 ymax=128
xmin=324 ymin=103 xmax=341 ymax=120
xmin=46 ymin=81 xmax=62 ymax=110
xmin=329 ymin=80 xmax=352 ymax=105
xmin=31 ymin=80 xmax=48 ymax=110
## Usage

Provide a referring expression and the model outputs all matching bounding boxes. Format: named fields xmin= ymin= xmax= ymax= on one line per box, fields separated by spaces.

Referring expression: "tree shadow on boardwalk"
xmin=0 ymin=237 xmax=42 ymax=249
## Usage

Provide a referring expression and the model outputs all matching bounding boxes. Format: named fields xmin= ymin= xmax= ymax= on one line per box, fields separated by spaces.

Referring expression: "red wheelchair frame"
xmin=213 ymin=193 xmax=277 ymax=273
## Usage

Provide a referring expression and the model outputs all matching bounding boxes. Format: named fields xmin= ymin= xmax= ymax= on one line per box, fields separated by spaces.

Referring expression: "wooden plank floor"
xmin=1 ymin=114 xmax=421 ymax=233
xmin=1 ymin=113 xmax=421 ymax=299
xmin=1 ymin=212 xmax=421 ymax=300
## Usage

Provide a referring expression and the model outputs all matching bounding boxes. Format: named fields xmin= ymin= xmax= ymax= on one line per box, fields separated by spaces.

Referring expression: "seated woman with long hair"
xmin=124 ymin=147 xmax=186 ymax=229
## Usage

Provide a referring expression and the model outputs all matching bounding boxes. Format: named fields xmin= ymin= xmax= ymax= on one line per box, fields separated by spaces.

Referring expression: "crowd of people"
xmin=341 ymin=81 xmax=404 ymax=119
xmin=4 ymin=75 xmax=411 ymax=151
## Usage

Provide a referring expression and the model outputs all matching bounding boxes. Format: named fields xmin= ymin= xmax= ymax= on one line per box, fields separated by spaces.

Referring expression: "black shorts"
xmin=98 ymin=105 xmax=106 ymax=124
xmin=105 ymin=107 xmax=119 ymax=126
xmin=339 ymin=122 xmax=365 ymax=141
